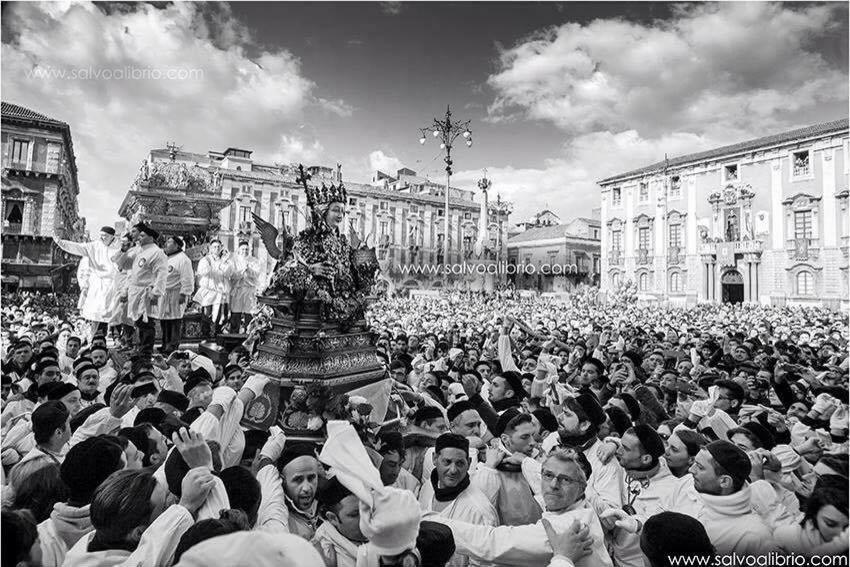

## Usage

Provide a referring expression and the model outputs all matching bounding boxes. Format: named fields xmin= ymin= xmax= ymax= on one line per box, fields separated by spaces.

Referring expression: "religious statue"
xmin=242 ymin=164 xmax=385 ymax=440
xmin=263 ymin=164 xmax=378 ymax=322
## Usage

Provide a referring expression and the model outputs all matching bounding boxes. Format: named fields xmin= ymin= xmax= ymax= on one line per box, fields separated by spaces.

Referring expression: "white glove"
xmin=260 ymin=431 xmax=288 ymax=461
xmin=600 ymin=508 xmax=641 ymax=534
xmin=210 ymin=385 xmax=238 ymax=409
xmin=689 ymin=398 xmax=715 ymax=420
xmin=830 ymin=404 xmax=848 ymax=432
xmin=813 ymin=393 xmax=837 ymax=415
xmin=241 ymin=374 xmax=269 ymax=398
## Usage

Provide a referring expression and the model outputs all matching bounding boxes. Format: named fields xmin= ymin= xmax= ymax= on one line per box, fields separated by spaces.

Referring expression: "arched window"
xmin=796 ymin=271 xmax=814 ymax=295
xmin=611 ymin=272 xmax=621 ymax=289
xmin=670 ymin=271 xmax=681 ymax=293
xmin=639 ymin=272 xmax=649 ymax=291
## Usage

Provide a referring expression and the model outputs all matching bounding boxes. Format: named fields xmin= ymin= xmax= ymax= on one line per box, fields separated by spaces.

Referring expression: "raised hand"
xmin=172 ymin=427 xmax=213 ymax=469
xmin=109 ymin=384 xmax=135 ymax=419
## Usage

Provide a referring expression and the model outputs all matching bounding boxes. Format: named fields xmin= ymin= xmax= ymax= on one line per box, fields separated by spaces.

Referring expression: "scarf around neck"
xmin=492 ymin=396 xmax=520 ymax=413
xmin=558 ymin=430 xmax=598 ymax=453
xmin=430 ymin=468 xmax=471 ymax=502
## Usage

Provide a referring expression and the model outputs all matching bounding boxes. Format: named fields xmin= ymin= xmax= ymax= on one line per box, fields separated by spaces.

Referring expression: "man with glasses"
xmin=425 ymin=447 xmax=612 ymax=567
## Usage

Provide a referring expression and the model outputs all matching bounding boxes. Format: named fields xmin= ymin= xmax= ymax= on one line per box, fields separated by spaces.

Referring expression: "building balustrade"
xmin=698 ymin=239 xmax=764 ymax=255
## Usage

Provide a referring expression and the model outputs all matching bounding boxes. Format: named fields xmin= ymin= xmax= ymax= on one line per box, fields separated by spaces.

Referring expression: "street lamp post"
xmin=419 ymin=106 xmax=472 ymax=272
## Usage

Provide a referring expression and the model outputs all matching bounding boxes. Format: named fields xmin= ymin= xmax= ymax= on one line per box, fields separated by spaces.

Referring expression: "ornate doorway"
xmin=721 ymin=270 xmax=744 ymax=304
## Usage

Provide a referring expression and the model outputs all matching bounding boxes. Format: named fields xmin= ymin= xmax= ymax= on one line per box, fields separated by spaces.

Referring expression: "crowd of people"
xmin=1 ymin=279 xmax=848 ymax=567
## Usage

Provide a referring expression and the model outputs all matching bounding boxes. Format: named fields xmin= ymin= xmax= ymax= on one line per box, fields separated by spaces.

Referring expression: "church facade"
xmin=598 ymin=119 xmax=849 ymax=309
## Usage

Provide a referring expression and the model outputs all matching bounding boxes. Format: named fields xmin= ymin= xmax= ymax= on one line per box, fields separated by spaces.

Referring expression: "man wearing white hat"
xmin=53 ymin=226 xmax=120 ymax=336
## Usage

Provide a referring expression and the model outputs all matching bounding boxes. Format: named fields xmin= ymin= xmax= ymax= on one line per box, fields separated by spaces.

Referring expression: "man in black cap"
xmin=418 ymin=432 xmax=496 ymax=565
xmin=114 ymin=223 xmax=168 ymax=355
xmin=602 ymin=424 xmax=680 ymax=567
xmin=54 ymin=226 xmax=119 ymax=336
xmin=672 ymin=440 xmax=776 ymax=554
xmin=552 ymin=393 xmax=625 ymax=511
xmin=312 ymin=476 xmax=367 ymax=566
xmin=487 ymin=370 xmax=528 ymax=414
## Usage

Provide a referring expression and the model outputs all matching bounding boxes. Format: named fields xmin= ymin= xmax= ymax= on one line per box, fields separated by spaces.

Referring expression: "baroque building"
xmin=598 ymin=119 xmax=849 ymax=309
xmin=128 ymin=146 xmax=511 ymax=290
xmin=507 ymin=215 xmax=601 ymax=293
xmin=1 ymin=102 xmax=85 ymax=290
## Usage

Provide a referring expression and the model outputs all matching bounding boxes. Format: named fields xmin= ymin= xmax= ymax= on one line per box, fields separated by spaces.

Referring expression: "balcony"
xmin=608 ymin=249 xmax=622 ymax=266
xmin=698 ymin=239 xmax=763 ymax=255
xmin=842 ymin=236 xmax=849 ymax=258
xmin=786 ymin=238 xmax=819 ymax=262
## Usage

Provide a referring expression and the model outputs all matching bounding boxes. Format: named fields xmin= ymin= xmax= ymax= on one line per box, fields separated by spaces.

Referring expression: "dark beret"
xmin=568 ymin=392 xmax=606 ymax=428
xmin=631 ymin=423 xmax=665 ymax=459
xmin=500 ymin=371 xmax=528 ymax=399
xmin=157 ymin=389 xmax=190 ymax=413
xmin=446 ymin=400 xmax=476 ymax=423
xmin=435 ymin=432 xmax=469 ymax=455
xmin=317 ymin=475 xmax=353 ymax=508
xmin=278 ymin=442 xmax=318 ymax=472
xmin=494 ymin=407 xmax=522 ymax=438
xmin=705 ymin=440 xmax=751 ymax=484
xmin=412 ymin=405 xmax=444 ymax=425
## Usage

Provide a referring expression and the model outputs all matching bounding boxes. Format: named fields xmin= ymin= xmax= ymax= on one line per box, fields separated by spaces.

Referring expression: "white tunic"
xmin=154 ymin=251 xmax=195 ymax=320
xmin=54 ymin=239 xmax=119 ymax=323
xmin=193 ymin=255 xmax=233 ymax=307
xmin=229 ymin=254 xmax=261 ymax=313
xmin=115 ymin=243 xmax=168 ymax=322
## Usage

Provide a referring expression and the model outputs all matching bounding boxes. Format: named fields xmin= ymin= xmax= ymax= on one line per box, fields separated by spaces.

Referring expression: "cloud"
xmin=476 ymin=2 xmax=848 ymax=224
xmin=271 ymin=135 xmax=325 ymax=165
xmin=317 ymin=97 xmax=354 ymax=117
xmin=368 ymin=150 xmax=404 ymax=175
xmin=1 ymin=2 xmax=348 ymax=230
xmin=487 ymin=2 xmax=847 ymax=136
xmin=379 ymin=2 xmax=403 ymax=16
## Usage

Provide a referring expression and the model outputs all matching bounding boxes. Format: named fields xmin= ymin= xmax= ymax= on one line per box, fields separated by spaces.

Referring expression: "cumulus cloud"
xmin=1 ymin=2 xmax=348 ymax=229
xmin=368 ymin=150 xmax=405 ymax=176
xmin=478 ymin=2 xmax=848 ymax=223
xmin=488 ymin=2 xmax=847 ymax=136
xmin=271 ymin=135 xmax=325 ymax=165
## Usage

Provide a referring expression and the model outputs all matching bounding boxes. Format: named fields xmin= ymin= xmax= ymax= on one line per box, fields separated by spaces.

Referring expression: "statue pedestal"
xmin=241 ymin=296 xmax=386 ymax=441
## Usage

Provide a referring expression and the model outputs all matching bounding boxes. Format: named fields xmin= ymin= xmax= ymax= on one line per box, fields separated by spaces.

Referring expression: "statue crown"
xmin=306 ymin=182 xmax=347 ymax=208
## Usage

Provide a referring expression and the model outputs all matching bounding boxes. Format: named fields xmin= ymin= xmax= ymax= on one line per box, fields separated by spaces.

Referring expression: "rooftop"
xmin=508 ymin=222 xmax=598 ymax=244
xmin=599 ymin=118 xmax=849 ymax=185
xmin=1 ymin=102 xmax=67 ymax=127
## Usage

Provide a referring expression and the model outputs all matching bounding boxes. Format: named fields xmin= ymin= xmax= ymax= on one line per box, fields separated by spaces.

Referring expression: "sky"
xmin=2 ymin=1 xmax=847 ymax=231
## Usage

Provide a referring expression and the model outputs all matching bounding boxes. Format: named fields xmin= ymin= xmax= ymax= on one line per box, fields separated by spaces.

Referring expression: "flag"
xmin=348 ymin=377 xmax=393 ymax=424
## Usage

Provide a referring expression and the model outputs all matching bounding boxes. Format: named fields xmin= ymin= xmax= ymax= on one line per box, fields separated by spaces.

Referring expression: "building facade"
xmin=137 ymin=146 xmax=511 ymax=290
xmin=598 ymin=119 xmax=849 ymax=309
xmin=1 ymin=102 xmax=85 ymax=290
xmin=507 ymin=216 xmax=601 ymax=292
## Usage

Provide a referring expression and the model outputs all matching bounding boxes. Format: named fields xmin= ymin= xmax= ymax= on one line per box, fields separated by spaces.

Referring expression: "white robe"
xmin=115 ymin=243 xmax=168 ymax=322
xmin=54 ymin=239 xmax=119 ymax=323
xmin=154 ymin=252 xmax=194 ymax=320
xmin=419 ymin=479 xmax=498 ymax=567
xmin=427 ymin=498 xmax=613 ymax=567
xmin=229 ymin=254 xmax=261 ymax=313
xmin=193 ymin=255 xmax=234 ymax=307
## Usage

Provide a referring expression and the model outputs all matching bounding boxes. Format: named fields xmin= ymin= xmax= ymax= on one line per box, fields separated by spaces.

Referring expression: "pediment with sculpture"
xmin=708 ymin=183 xmax=755 ymax=207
